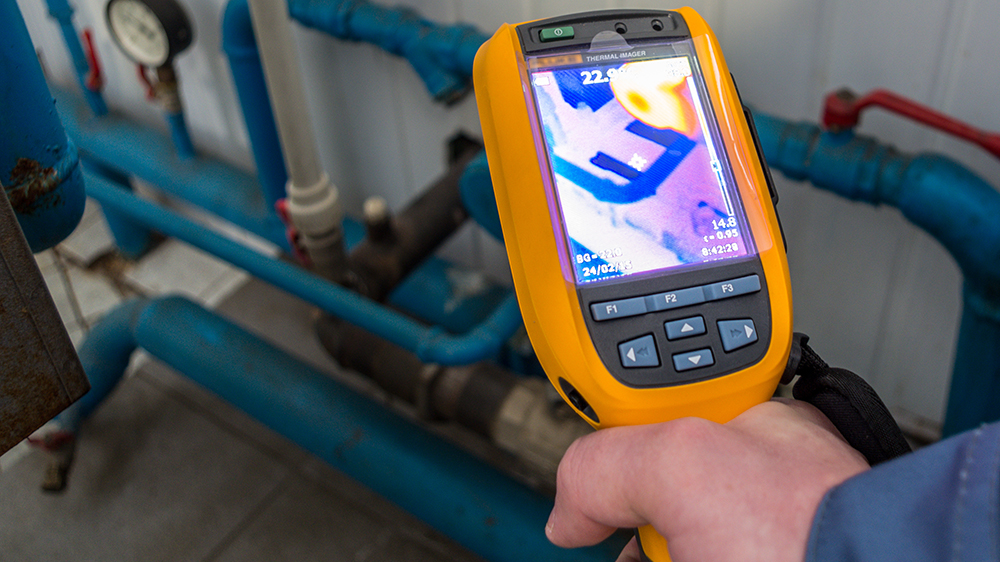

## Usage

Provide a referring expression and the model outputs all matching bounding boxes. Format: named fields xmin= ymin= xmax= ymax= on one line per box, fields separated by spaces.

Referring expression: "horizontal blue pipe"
xmin=84 ymin=170 xmax=522 ymax=365
xmin=388 ymin=256 xmax=511 ymax=335
xmin=288 ymin=0 xmax=487 ymax=102
xmin=221 ymin=0 xmax=289 ymax=210
xmin=753 ymin=113 xmax=1000 ymax=287
xmin=53 ymin=88 xmax=289 ymax=251
xmin=1 ymin=1 xmax=86 ymax=252
xmin=752 ymin=111 xmax=1000 ymax=435
xmin=45 ymin=0 xmax=108 ymax=117
xmin=66 ymin=296 xmax=620 ymax=562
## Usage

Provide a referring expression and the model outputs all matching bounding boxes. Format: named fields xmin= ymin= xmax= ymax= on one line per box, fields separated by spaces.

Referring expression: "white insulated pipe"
xmin=246 ymin=0 xmax=322 ymax=189
xmin=247 ymin=0 xmax=345 ymax=280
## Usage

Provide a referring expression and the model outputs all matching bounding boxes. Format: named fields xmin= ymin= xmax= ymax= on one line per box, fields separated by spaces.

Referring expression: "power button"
xmin=539 ymin=26 xmax=574 ymax=42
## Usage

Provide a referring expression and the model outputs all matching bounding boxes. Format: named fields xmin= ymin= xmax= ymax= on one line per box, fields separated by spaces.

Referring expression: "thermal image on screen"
xmin=530 ymin=54 xmax=752 ymax=284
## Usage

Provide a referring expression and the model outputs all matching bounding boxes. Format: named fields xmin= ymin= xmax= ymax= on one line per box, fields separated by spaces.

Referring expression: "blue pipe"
xmin=166 ymin=110 xmax=196 ymax=160
xmin=752 ymin=112 xmax=1000 ymax=436
xmin=288 ymin=0 xmax=488 ymax=103
xmin=64 ymin=296 xmax=621 ymax=562
xmin=44 ymin=0 xmax=108 ymax=117
xmin=84 ymin=170 xmax=522 ymax=365
xmin=53 ymin=88 xmax=289 ymax=251
xmin=460 ymin=151 xmax=503 ymax=241
xmin=389 ymin=256 xmax=510 ymax=335
xmin=86 ymin=163 xmax=157 ymax=259
xmin=55 ymin=299 xmax=146 ymax=429
xmin=222 ymin=0 xmax=289 ymax=210
xmin=1 ymin=1 xmax=87 ymax=252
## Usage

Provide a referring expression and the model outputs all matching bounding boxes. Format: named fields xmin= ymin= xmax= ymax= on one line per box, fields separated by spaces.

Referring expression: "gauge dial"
xmin=106 ymin=0 xmax=192 ymax=67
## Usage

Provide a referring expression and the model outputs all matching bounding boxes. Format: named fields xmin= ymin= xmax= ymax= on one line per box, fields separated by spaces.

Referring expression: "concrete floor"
xmin=0 ymin=199 xmax=486 ymax=562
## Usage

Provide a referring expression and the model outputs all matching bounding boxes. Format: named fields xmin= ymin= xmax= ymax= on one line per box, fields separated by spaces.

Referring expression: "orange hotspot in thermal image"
xmin=613 ymin=58 xmax=698 ymax=137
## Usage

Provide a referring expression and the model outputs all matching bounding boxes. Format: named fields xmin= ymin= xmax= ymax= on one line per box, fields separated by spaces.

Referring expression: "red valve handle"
xmin=822 ymin=88 xmax=1000 ymax=161
xmin=136 ymin=64 xmax=157 ymax=100
xmin=81 ymin=28 xmax=103 ymax=92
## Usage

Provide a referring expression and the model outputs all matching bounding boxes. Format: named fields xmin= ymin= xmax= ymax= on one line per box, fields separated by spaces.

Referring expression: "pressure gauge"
xmin=106 ymin=0 xmax=193 ymax=67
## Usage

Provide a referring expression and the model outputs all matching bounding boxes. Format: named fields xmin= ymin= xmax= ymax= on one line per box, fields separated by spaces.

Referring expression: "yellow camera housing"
xmin=475 ymin=6 xmax=791 ymax=428
xmin=475 ymin=8 xmax=793 ymax=560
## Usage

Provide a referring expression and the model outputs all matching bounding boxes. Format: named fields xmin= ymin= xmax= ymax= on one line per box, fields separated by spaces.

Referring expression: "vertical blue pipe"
xmin=459 ymin=151 xmax=502 ymax=240
xmin=222 ymin=0 xmax=288 ymax=209
xmin=944 ymin=289 xmax=1000 ymax=436
xmin=166 ymin=110 xmax=196 ymax=160
xmin=0 ymin=0 xmax=87 ymax=252
xmin=86 ymin=162 xmax=156 ymax=259
xmin=44 ymin=0 xmax=108 ymax=117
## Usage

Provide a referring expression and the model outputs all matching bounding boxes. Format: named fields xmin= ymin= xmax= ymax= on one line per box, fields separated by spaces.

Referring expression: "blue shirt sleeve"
xmin=806 ymin=421 xmax=1000 ymax=562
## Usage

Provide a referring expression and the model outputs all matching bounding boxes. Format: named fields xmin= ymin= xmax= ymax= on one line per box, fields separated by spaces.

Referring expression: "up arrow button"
xmin=665 ymin=316 xmax=707 ymax=340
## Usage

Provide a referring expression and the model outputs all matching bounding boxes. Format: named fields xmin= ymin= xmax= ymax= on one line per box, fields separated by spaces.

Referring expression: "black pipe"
xmin=346 ymin=134 xmax=481 ymax=302
xmin=315 ymin=316 xmax=516 ymax=437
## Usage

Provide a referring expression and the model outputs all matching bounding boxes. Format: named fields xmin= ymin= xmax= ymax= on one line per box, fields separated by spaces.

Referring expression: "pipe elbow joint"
xmin=897 ymin=155 xmax=1000 ymax=290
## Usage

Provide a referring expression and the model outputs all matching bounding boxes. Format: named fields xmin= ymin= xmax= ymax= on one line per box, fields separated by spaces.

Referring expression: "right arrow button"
xmin=718 ymin=319 xmax=758 ymax=352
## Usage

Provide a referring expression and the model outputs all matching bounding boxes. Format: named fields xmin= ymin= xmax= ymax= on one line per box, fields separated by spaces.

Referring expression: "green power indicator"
xmin=539 ymin=26 xmax=574 ymax=42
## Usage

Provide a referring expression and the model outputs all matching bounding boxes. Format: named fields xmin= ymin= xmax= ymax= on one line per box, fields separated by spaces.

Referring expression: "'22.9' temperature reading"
xmin=580 ymin=66 xmax=628 ymax=85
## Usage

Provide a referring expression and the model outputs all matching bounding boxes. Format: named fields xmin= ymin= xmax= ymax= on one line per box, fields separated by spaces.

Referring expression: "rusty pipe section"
xmin=315 ymin=316 xmax=592 ymax=484
xmin=1 ymin=1 xmax=87 ymax=252
xmin=346 ymin=135 xmax=481 ymax=302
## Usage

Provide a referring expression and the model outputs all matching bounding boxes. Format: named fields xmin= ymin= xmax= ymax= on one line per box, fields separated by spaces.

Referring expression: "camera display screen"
xmin=528 ymin=41 xmax=755 ymax=285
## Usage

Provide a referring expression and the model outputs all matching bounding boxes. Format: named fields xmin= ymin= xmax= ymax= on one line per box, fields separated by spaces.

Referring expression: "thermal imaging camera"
xmin=474 ymin=9 xmax=792 ymax=559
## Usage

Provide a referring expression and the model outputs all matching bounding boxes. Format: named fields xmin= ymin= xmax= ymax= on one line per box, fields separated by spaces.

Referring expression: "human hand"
xmin=545 ymin=399 xmax=870 ymax=562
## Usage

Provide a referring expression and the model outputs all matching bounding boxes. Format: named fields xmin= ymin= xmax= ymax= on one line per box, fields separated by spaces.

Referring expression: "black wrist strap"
xmin=785 ymin=333 xmax=911 ymax=465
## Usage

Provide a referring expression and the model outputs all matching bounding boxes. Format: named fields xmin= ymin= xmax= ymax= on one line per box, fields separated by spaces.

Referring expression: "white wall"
xmin=19 ymin=0 xmax=1000 ymax=434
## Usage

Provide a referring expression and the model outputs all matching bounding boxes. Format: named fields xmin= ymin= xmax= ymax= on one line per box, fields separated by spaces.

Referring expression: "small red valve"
xmin=822 ymin=88 xmax=1000 ymax=161
xmin=274 ymin=198 xmax=311 ymax=266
